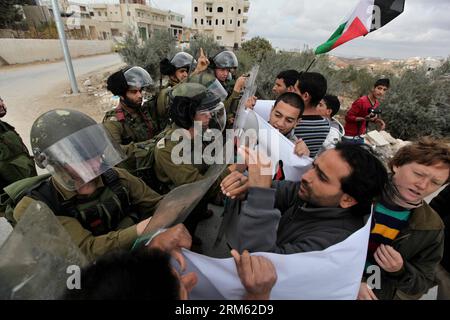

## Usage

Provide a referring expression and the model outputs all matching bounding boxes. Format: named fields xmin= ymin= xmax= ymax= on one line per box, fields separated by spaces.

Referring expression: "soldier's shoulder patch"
xmin=105 ymin=116 xmax=119 ymax=122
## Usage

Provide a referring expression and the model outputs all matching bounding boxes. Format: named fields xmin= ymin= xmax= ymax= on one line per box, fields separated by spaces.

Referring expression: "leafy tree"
xmin=382 ymin=66 xmax=450 ymax=140
xmin=241 ymin=36 xmax=275 ymax=61
xmin=186 ymin=34 xmax=221 ymax=60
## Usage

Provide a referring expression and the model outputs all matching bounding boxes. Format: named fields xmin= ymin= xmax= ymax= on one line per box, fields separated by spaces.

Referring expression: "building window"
xmin=217 ymin=36 xmax=222 ymax=40
xmin=194 ymin=6 xmax=198 ymax=12
xmin=231 ymin=7 xmax=234 ymax=11
xmin=238 ymin=9 xmax=241 ymax=14
xmin=217 ymin=7 xmax=223 ymax=13
xmin=222 ymin=19 xmax=225 ymax=25
xmin=238 ymin=21 xmax=241 ymax=27
xmin=90 ymin=12 xmax=94 ymax=16
xmin=215 ymin=19 xmax=218 ymax=25
xmin=194 ymin=18 xmax=197 ymax=25
xmin=201 ymin=19 xmax=204 ymax=25
xmin=230 ymin=19 xmax=233 ymax=24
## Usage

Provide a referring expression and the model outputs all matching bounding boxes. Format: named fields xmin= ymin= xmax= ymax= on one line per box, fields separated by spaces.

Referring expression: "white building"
xmin=192 ymin=0 xmax=249 ymax=49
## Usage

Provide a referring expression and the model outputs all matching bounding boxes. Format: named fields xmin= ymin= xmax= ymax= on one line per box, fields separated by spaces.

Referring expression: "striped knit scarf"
xmin=366 ymin=178 xmax=422 ymax=266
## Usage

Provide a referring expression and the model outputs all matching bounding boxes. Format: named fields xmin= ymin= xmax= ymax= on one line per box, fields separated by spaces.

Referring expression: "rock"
xmin=380 ymin=131 xmax=398 ymax=144
xmin=366 ymin=131 xmax=390 ymax=147
xmin=83 ymin=79 xmax=92 ymax=87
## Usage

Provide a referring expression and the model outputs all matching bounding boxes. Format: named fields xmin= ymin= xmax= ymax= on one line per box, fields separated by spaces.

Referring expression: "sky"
xmin=74 ymin=0 xmax=450 ymax=59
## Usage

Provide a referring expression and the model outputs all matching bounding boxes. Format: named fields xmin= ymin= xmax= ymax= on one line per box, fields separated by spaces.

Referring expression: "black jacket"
xmin=233 ymin=181 xmax=366 ymax=254
xmin=430 ymin=185 xmax=450 ymax=272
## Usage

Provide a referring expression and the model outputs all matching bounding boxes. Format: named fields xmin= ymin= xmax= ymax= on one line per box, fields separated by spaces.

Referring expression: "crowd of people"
xmin=0 ymin=48 xmax=449 ymax=300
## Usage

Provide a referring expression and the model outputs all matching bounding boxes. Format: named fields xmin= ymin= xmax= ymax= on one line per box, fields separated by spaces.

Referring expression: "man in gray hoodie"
xmin=221 ymin=142 xmax=388 ymax=254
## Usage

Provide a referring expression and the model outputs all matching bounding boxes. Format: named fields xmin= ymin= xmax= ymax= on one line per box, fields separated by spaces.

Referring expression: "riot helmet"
xmin=210 ymin=51 xmax=239 ymax=69
xmin=31 ymin=109 xmax=126 ymax=191
xmin=106 ymin=66 xmax=153 ymax=109
xmin=160 ymin=52 xmax=196 ymax=80
xmin=168 ymin=83 xmax=226 ymax=133
xmin=187 ymin=72 xmax=228 ymax=102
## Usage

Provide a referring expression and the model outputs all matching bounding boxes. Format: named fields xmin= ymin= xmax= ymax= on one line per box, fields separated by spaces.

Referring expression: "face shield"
xmin=195 ymin=102 xmax=227 ymax=135
xmin=39 ymin=124 xmax=126 ymax=191
xmin=207 ymin=79 xmax=228 ymax=102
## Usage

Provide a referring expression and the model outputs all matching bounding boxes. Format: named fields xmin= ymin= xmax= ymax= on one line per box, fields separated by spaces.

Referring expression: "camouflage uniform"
xmin=103 ymin=103 xmax=160 ymax=146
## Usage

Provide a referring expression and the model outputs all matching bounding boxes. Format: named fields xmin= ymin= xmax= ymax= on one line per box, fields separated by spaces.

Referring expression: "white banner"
xmin=182 ymin=215 xmax=372 ymax=300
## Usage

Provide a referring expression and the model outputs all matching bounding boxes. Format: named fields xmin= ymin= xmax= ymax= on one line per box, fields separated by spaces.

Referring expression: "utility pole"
xmin=50 ymin=0 xmax=79 ymax=94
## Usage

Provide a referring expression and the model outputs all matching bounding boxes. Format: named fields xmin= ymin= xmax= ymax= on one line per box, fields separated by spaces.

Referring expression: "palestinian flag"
xmin=315 ymin=0 xmax=405 ymax=54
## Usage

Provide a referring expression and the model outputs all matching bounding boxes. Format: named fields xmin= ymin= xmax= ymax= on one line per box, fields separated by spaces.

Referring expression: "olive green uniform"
xmin=0 ymin=120 xmax=37 ymax=190
xmin=103 ymin=103 xmax=161 ymax=146
xmin=13 ymin=168 xmax=162 ymax=261
xmin=156 ymin=78 xmax=179 ymax=132
xmin=154 ymin=124 xmax=229 ymax=197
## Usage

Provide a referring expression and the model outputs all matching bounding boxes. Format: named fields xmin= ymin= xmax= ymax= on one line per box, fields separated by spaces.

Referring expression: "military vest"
xmin=11 ymin=169 xmax=134 ymax=236
xmin=0 ymin=120 xmax=37 ymax=190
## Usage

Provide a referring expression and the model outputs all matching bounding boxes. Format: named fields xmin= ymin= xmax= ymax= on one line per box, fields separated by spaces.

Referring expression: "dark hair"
xmin=106 ymin=67 xmax=130 ymax=97
xmin=335 ymin=142 xmax=388 ymax=215
xmin=374 ymin=78 xmax=390 ymax=89
xmin=276 ymin=69 xmax=300 ymax=88
xmin=322 ymin=94 xmax=341 ymax=117
xmin=62 ymin=248 xmax=180 ymax=300
xmin=390 ymin=137 xmax=450 ymax=183
xmin=160 ymin=58 xmax=177 ymax=76
xmin=297 ymin=72 xmax=327 ymax=107
xmin=274 ymin=92 xmax=305 ymax=117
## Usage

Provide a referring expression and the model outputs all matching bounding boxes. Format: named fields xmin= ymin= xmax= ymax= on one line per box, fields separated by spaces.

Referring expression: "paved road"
xmin=0 ymin=53 xmax=123 ymax=144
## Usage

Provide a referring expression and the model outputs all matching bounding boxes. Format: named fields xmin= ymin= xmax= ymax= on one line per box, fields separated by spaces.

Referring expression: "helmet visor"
xmin=41 ymin=124 xmax=126 ymax=191
xmin=196 ymin=102 xmax=227 ymax=133
xmin=207 ymin=79 xmax=228 ymax=102
xmin=124 ymin=66 xmax=154 ymax=89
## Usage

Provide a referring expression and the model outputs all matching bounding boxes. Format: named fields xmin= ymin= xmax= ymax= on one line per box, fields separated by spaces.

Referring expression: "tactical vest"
xmin=0 ymin=121 xmax=37 ymax=190
xmin=23 ymin=169 xmax=132 ymax=236
xmin=104 ymin=103 xmax=158 ymax=145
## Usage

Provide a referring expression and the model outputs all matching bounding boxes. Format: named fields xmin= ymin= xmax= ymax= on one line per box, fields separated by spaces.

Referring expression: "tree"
xmin=186 ymin=34 xmax=221 ymax=60
xmin=241 ymin=36 xmax=274 ymax=61
xmin=0 ymin=0 xmax=35 ymax=29
xmin=382 ymin=66 xmax=450 ymax=140
xmin=119 ymin=30 xmax=177 ymax=81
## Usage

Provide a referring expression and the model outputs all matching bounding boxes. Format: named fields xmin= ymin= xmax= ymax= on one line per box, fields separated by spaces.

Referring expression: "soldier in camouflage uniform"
xmin=154 ymin=83 xmax=230 ymax=242
xmin=11 ymin=109 xmax=163 ymax=261
xmin=0 ymin=97 xmax=36 ymax=192
xmin=103 ymin=66 xmax=161 ymax=146
xmin=156 ymin=52 xmax=197 ymax=131
xmin=209 ymin=51 xmax=248 ymax=127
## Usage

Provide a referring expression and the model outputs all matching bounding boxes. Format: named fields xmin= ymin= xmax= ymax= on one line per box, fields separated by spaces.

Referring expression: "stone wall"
xmin=0 ymin=39 xmax=113 ymax=65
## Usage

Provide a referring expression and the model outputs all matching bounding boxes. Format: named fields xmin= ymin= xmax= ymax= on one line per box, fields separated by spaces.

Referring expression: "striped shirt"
xmin=294 ymin=116 xmax=331 ymax=158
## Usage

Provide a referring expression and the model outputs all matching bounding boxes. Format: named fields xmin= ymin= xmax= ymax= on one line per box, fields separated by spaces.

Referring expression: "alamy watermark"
xmin=66 ymin=265 xmax=81 ymax=290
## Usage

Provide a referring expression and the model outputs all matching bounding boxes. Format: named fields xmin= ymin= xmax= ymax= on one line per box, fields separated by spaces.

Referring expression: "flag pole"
xmin=305 ymin=57 xmax=317 ymax=73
